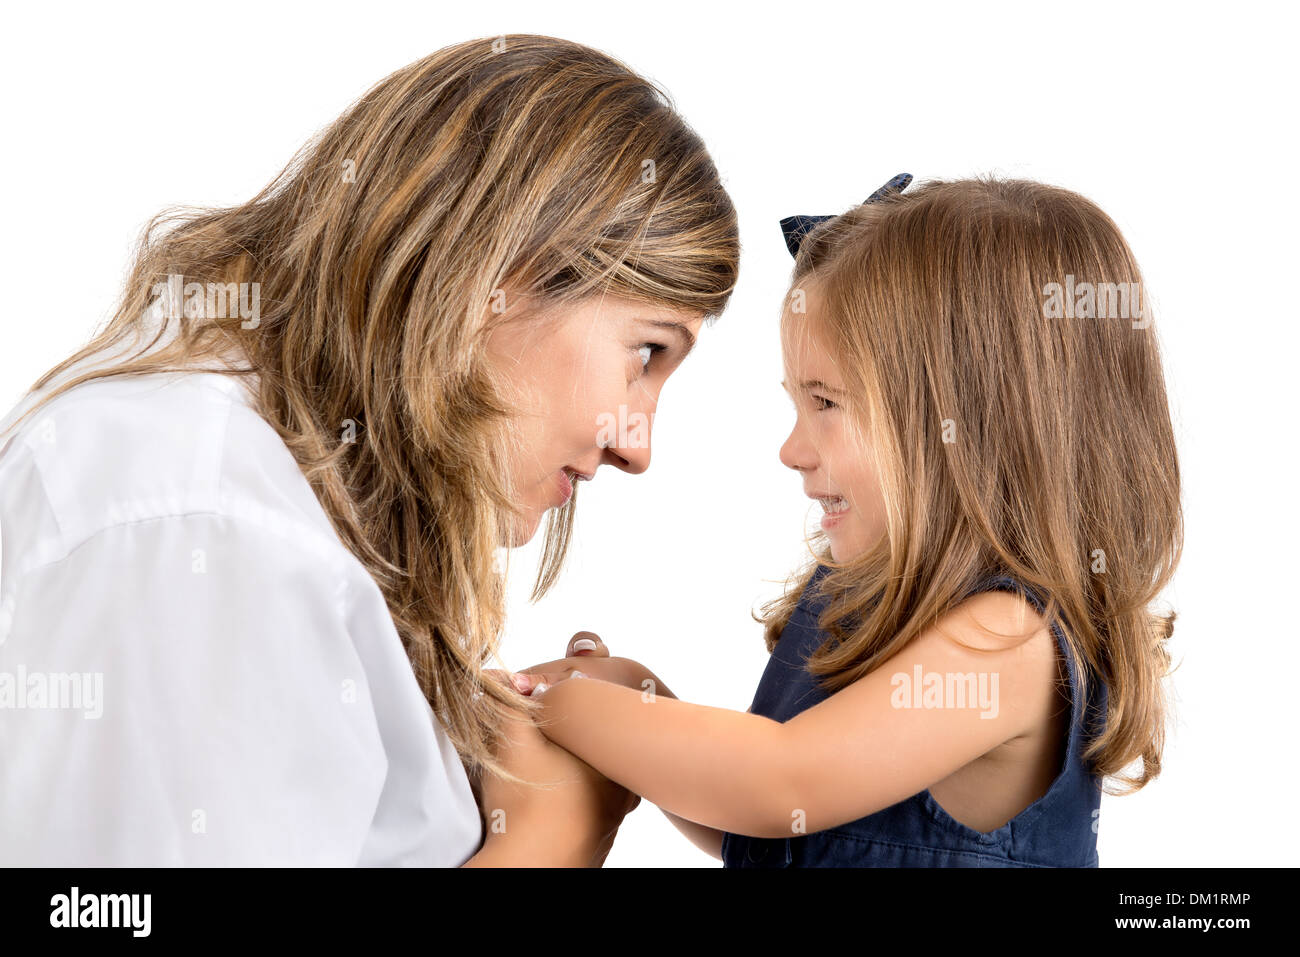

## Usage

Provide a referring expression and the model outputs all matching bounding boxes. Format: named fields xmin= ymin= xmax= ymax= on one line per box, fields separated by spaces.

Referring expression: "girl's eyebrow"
xmin=645 ymin=319 xmax=697 ymax=357
xmin=781 ymin=378 xmax=847 ymax=395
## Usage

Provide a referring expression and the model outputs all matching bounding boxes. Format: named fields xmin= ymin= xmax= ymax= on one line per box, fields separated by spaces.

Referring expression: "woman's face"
xmin=486 ymin=293 xmax=705 ymax=547
xmin=778 ymin=281 xmax=887 ymax=562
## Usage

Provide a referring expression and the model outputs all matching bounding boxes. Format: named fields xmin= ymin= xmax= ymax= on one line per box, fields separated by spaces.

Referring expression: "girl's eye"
xmin=812 ymin=394 xmax=838 ymax=411
xmin=637 ymin=343 xmax=668 ymax=375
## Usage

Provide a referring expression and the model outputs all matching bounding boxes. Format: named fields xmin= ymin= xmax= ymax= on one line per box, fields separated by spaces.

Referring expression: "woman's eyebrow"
xmin=645 ymin=319 xmax=697 ymax=357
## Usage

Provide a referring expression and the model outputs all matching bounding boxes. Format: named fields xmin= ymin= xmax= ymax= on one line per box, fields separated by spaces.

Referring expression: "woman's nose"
xmin=603 ymin=432 xmax=651 ymax=474
xmin=598 ymin=407 xmax=653 ymax=475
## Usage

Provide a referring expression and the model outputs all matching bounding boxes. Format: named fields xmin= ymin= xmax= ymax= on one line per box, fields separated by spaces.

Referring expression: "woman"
xmin=0 ymin=34 xmax=738 ymax=866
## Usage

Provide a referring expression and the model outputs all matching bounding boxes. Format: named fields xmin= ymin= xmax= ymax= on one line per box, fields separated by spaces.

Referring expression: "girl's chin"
xmin=825 ymin=531 xmax=863 ymax=564
xmin=827 ymin=534 xmax=877 ymax=564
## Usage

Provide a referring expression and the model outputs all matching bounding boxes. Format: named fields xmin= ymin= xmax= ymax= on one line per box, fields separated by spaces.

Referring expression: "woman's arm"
xmin=529 ymin=590 xmax=1061 ymax=839
xmin=462 ymin=813 xmax=616 ymax=867
xmin=0 ymin=511 xmax=412 ymax=865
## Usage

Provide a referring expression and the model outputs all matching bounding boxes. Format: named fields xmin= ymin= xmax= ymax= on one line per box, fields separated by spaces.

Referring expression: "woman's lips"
xmin=555 ymin=469 xmax=574 ymax=506
xmin=553 ymin=467 xmax=594 ymax=507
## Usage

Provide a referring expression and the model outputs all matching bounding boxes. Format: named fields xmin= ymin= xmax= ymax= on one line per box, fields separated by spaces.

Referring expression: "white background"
xmin=2 ymin=0 xmax=1295 ymax=867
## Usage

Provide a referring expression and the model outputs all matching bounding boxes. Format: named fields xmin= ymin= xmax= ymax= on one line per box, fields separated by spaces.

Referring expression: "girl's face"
xmin=779 ymin=281 xmax=887 ymax=562
xmin=485 ymin=293 xmax=705 ymax=547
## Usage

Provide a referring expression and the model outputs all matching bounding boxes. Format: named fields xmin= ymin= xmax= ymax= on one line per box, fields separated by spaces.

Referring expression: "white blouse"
xmin=0 ymin=368 xmax=484 ymax=865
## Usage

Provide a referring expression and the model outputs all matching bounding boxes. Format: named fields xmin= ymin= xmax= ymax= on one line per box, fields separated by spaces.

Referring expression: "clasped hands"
xmin=503 ymin=630 xmax=658 ymax=697
xmin=467 ymin=631 xmax=665 ymax=866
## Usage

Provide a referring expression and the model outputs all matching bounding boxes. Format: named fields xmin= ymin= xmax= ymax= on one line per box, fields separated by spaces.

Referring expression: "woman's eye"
xmin=637 ymin=343 xmax=668 ymax=375
xmin=812 ymin=394 xmax=838 ymax=411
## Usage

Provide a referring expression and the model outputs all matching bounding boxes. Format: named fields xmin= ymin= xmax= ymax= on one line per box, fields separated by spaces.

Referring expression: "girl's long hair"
xmin=760 ymin=177 xmax=1180 ymax=793
xmin=4 ymin=34 xmax=739 ymax=783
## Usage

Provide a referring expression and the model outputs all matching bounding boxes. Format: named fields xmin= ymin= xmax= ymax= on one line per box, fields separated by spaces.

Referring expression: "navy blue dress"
xmin=721 ymin=565 xmax=1108 ymax=867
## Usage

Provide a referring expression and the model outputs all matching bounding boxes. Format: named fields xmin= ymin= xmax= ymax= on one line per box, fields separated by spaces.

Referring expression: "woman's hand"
xmin=511 ymin=631 xmax=669 ymax=698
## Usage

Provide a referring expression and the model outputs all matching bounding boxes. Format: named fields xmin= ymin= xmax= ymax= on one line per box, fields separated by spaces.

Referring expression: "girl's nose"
xmin=780 ymin=425 xmax=816 ymax=472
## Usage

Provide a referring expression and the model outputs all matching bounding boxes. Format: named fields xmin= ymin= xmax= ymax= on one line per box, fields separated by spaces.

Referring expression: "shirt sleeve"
xmin=0 ymin=511 xmax=390 ymax=865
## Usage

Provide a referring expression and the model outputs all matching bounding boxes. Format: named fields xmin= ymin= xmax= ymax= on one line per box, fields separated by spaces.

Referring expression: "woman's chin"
xmin=500 ymin=509 xmax=544 ymax=549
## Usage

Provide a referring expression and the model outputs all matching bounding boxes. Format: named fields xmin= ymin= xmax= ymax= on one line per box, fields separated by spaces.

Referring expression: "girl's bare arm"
xmin=528 ymin=590 xmax=1061 ymax=839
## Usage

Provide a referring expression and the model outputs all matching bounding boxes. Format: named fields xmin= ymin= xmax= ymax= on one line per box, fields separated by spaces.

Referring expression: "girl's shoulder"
xmin=945 ymin=580 xmax=1057 ymax=654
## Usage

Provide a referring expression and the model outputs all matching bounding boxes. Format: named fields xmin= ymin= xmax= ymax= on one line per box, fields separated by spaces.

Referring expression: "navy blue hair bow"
xmin=779 ymin=172 xmax=913 ymax=257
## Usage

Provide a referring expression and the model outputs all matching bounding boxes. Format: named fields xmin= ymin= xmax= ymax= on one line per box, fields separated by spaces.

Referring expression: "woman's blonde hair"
xmin=5 ymin=35 xmax=739 ymax=782
xmin=761 ymin=176 xmax=1180 ymax=793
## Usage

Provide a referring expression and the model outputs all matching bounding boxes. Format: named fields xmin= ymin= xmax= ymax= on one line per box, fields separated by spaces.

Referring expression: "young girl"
xmin=509 ymin=175 xmax=1182 ymax=867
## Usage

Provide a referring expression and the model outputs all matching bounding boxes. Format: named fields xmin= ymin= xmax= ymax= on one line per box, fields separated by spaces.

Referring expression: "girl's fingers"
xmin=568 ymin=630 xmax=608 ymax=658
xmin=521 ymin=670 xmax=589 ymax=696
xmin=491 ymin=663 xmax=592 ymax=698
xmin=483 ymin=668 xmax=541 ymax=695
